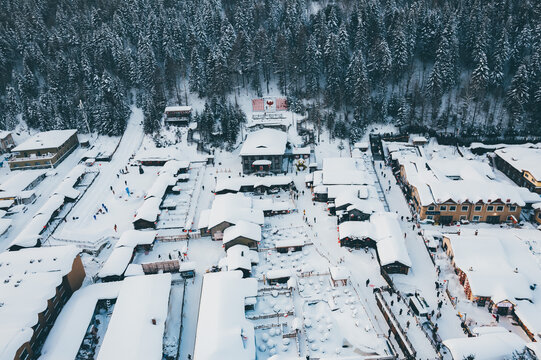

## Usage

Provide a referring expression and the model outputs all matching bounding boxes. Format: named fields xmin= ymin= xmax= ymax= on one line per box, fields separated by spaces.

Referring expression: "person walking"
xmin=114 ymin=224 xmax=117 ymax=232
xmin=365 ymin=278 xmax=370 ymax=287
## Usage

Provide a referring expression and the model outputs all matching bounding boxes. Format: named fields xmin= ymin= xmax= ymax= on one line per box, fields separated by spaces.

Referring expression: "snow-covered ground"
xmin=3 ymin=100 xmax=541 ymax=360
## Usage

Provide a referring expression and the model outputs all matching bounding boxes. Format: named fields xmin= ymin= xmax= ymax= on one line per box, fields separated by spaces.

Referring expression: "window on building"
xmin=487 ymin=205 xmax=494 ymax=212
xmin=496 ymin=206 xmax=504 ymax=212
xmin=461 ymin=205 xmax=468 ymax=212
xmin=460 ymin=215 xmax=467 ymax=220
xmin=427 ymin=215 xmax=434 ymax=220
xmin=449 ymin=206 xmax=457 ymax=211
xmin=428 ymin=206 xmax=435 ymax=211
xmin=440 ymin=205 xmax=447 ymax=211
xmin=474 ymin=205 xmax=482 ymax=212
xmin=509 ymin=206 xmax=516 ymax=212
xmin=472 ymin=215 xmax=481 ymax=222
xmin=538 ymin=212 xmax=541 ymax=219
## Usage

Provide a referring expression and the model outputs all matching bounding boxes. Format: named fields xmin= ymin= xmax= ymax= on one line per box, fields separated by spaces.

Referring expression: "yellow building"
xmin=398 ymin=156 xmax=524 ymax=224
xmin=494 ymin=147 xmax=541 ymax=194
xmin=9 ymin=130 xmax=78 ymax=170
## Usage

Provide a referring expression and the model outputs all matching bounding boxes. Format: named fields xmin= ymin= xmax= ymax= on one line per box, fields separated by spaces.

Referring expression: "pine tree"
xmin=470 ymin=49 xmax=489 ymax=96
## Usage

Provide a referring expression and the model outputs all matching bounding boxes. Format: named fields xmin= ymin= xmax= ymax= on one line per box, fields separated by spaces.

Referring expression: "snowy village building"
xmin=0 ymin=131 xmax=15 ymax=153
xmin=338 ymin=212 xmax=412 ymax=275
xmin=0 ymin=246 xmax=85 ymax=360
xmin=443 ymin=234 xmax=540 ymax=318
xmin=494 ymin=147 xmax=541 ymax=194
xmin=8 ymin=165 xmax=87 ymax=250
xmin=240 ymin=128 xmax=287 ymax=174
xmin=38 ymin=273 xmax=172 ymax=360
xmin=164 ymin=105 xmax=192 ymax=126
xmin=193 ymin=271 xmax=257 ymax=360
xmin=198 ymin=193 xmax=264 ymax=240
xmin=398 ymin=156 xmax=525 ymax=224
xmin=0 ymin=169 xmax=46 ymax=204
xmin=9 ymin=130 xmax=79 ymax=170
xmin=443 ymin=330 xmax=527 ymax=360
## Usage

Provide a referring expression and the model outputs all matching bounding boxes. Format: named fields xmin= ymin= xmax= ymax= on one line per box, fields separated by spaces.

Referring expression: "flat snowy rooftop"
xmin=12 ymin=129 xmax=77 ymax=152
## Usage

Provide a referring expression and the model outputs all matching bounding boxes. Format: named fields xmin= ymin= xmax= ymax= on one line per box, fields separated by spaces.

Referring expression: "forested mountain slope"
xmin=0 ymin=0 xmax=540 ymax=140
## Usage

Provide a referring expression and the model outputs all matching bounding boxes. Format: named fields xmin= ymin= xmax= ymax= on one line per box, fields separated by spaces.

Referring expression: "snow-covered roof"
xmin=240 ymin=128 xmax=287 ymax=156
xmin=9 ymin=193 xmax=65 ymax=249
xmin=0 ymin=218 xmax=12 ymax=235
xmin=322 ymin=158 xmax=371 ymax=185
xmin=162 ymin=159 xmax=190 ymax=173
xmin=0 ymin=169 xmax=45 ymax=198
xmin=98 ymin=230 xmax=157 ymax=279
xmin=197 ymin=209 xmax=211 ymax=229
xmin=39 ymin=281 xmax=121 ymax=360
xmin=194 ymin=271 xmax=258 ymax=360
xmin=0 ymin=130 xmax=12 ymax=139
xmin=495 ymin=147 xmax=541 ymax=180
xmin=0 ymin=246 xmax=80 ymax=356
xmin=98 ymin=247 xmax=135 ymax=278
xmin=446 ymin=234 xmax=537 ymax=301
xmin=412 ymin=136 xmax=428 ymax=143
xmin=339 ymin=213 xmax=412 ymax=267
xmin=372 ymin=212 xmax=412 ymax=267
xmin=533 ymin=202 xmax=541 ymax=210
xmin=124 ymin=264 xmax=145 ymax=277
xmin=252 ymin=198 xmax=293 ymax=213
xmin=275 ymin=238 xmax=304 ymax=248
xmin=133 ymin=197 xmax=162 ymax=223
xmin=399 ymin=156 xmax=526 ymax=206
xmin=165 ymin=105 xmax=192 ymax=112
xmin=215 ymin=175 xmax=292 ymax=193
xmin=12 ymin=129 xmax=77 ymax=152
xmin=222 ymin=244 xmax=258 ymax=271
xmin=0 ymin=327 xmax=33 ymax=360
xmin=514 ymin=300 xmax=541 ymax=339
xmin=266 ymin=268 xmax=293 ymax=279
xmin=346 ymin=199 xmax=384 ymax=214
xmin=115 ymin=230 xmax=157 ymax=248
xmin=145 ymin=173 xmax=176 ymax=200
xmin=443 ymin=331 xmax=526 ymax=360
xmin=134 ymin=147 xmax=181 ymax=162
xmin=97 ymin=274 xmax=171 ymax=360
xmin=223 ymin=221 xmax=261 ymax=245
xmin=329 ymin=266 xmax=349 ymax=281
xmin=9 ymin=167 xmax=87 ymax=249
xmin=0 ymin=199 xmax=14 ymax=208
xmin=338 ymin=221 xmax=376 ymax=240
xmin=205 ymin=193 xmax=263 ymax=229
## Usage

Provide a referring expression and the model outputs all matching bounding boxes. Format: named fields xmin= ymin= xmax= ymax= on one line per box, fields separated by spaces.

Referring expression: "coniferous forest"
xmin=0 ymin=0 xmax=540 ymax=141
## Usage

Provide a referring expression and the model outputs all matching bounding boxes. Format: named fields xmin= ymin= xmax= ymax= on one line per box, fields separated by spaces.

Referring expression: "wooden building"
xmin=240 ymin=128 xmax=287 ymax=174
xmin=222 ymin=221 xmax=261 ymax=251
xmin=9 ymin=130 xmax=78 ymax=170
xmin=0 ymin=246 xmax=85 ymax=360
xmin=494 ymin=147 xmax=541 ymax=194
xmin=0 ymin=131 xmax=15 ymax=153
xmin=164 ymin=106 xmax=192 ymax=125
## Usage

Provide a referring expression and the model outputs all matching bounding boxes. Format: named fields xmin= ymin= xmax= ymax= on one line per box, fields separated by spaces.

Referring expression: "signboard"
xmin=252 ymin=97 xmax=287 ymax=112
